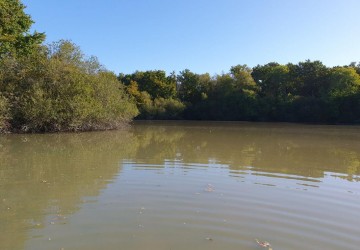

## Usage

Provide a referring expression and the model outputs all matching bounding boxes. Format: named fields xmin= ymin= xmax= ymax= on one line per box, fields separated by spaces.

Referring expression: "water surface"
xmin=1 ymin=121 xmax=360 ymax=250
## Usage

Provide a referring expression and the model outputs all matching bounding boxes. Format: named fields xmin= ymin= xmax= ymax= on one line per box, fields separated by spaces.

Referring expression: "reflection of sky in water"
xmin=14 ymin=167 xmax=360 ymax=250
xmin=122 ymin=160 xmax=360 ymax=195
xmin=2 ymin=122 xmax=360 ymax=250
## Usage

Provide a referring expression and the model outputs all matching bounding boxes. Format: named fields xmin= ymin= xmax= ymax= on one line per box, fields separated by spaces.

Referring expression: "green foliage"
xmin=251 ymin=63 xmax=295 ymax=121
xmin=120 ymin=70 xmax=185 ymax=120
xmin=349 ymin=62 xmax=360 ymax=75
xmin=0 ymin=0 xmax=45 ymax=58
xmin=181 ymin=68 xmax=258 ymax=121
xmin=140 ymin=60 xmax=360 ymax=123
xmin=141 ymin=98 xmax=185 ymax=120
xmin=287 ymin=60 xmax=329 ymax=98
xmin=335 ymin=93 xmax=360 ymax=123
xmin=119 ymin=70 xmax=176 ymax=99
xmin=0 ymin=40 xmax=138 ymax=132
xmin=230 ymin=64 xmax=258 ymax=94
xmin=177 ymin=69 xmax=212 ymax=104
xmin=0 ymin=93 xmax=9 ymax=131
xmin=252 ymin=63 xmax=292 ymax=99
xmin=127 ymin=61 xmax=360 ymax=124
xmin=289 ymin=97 xmax=328 ymax=122
xmin=125 ymin=80 xmax=152 ymax=107
xmin=326 ymin=67 xmax=360 ymax=99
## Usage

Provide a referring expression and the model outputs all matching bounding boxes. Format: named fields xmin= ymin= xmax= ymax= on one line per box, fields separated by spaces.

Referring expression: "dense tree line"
xmin=119 ymin=61 xmax=360 ymax=123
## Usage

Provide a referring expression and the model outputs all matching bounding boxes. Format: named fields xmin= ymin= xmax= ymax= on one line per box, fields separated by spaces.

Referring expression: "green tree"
xmin=252 ymin=63 xmax=291 ymax=100
xmin=189 ymin=68 xmax=258 ymax=121
xmin=124 ymin=80 xmax=153 ymax=116
xmin=287 ymin=60 xmax=329 ymax=98
xmin=251 ymin=63 xmax=293 ymax=121
xmin=326 ymin=67 xmax=360 ymax=99
xmin=322 ymin=67 xmax=360 ymax=123
xmin=177 ymin=69 xmax=211 ymax=103
xmin=119 ymin=70 xmax=185 ymax=119
xmin=0 ymin=0 xmax=45 ymax=58
xmin=230 ymin=64 xmax=258 ymax=95
xmin=119 ymin=70 xmax=176 ymax=99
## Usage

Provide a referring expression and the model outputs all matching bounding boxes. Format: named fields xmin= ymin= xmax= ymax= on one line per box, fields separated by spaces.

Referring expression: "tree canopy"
xmin=0 ymin=0 xmax=45 ymax=58
xmin=121 ymin=60 xmax=360 ymax=124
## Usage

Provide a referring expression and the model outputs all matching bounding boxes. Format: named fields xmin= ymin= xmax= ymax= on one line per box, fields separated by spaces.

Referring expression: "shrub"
xmin=0 ymin=94 xmax=9 ymax=131
xmin=139 ymin=98 xmax=185 ymax=120
xmin=0 ymin=40 xmax=138 ymax=132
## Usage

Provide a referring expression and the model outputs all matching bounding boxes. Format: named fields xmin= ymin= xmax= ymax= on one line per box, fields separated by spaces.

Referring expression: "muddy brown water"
xmin=1 ymin=121 xmax=359 ymax=250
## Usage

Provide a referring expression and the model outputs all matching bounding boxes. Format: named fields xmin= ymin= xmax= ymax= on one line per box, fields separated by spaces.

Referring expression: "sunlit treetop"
xmin=0 ymin=0 xmax=45 ymax=58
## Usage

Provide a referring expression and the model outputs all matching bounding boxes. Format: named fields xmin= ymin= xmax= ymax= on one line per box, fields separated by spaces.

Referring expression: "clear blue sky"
xmin=23 ymin=0 xmax=360 ymax=75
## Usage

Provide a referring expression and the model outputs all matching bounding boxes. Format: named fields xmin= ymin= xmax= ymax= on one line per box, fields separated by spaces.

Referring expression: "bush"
xmin=139 ymin=98 xmax=185 ymax=120
xmin=0 ymin=40 xmax=138 ymax=132
xmin=0 ymin=94 xmax=9 ymax=131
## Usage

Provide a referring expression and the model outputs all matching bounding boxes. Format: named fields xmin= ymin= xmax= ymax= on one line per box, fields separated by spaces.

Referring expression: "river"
xmin=1 ymin=121 xmax=359 ymax=250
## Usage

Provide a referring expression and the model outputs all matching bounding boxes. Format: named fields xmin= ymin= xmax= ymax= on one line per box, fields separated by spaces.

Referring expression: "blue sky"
xmin=23 ymin=0 xmax=360 ymax=75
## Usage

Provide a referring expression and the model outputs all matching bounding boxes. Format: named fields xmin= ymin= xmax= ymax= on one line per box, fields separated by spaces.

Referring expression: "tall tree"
xmin=326 ymin=67 xmax=360 ymax=99
xmin=252 ymin=63 xmax=291 ymax=100
xmin=0 ymin=0 xmax=45 ymax=58
xmin=119 ymin=70 xmax=176 ymax=99
xmin=287 ymin=60 xmax=329 ymax=98
xmin=177 ymin=69 xmax=211 ymax=103
xmin=230 ymin=65 xmax=257 ymax=88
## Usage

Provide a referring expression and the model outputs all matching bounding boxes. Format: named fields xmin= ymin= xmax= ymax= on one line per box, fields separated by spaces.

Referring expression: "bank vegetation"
xmin=1 ymin=0 xmax=360 ymax=133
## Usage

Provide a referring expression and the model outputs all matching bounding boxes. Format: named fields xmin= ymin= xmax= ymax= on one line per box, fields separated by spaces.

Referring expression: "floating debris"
xmin=204 ymin=184 xmax=214 ymax=192
xmin=139 ymin=207 xmax=146 ymax=214
xmin=53 ymin=214 xmax=67 ymax=221
xmin=255 ymin=239 xmax=271 ymax=248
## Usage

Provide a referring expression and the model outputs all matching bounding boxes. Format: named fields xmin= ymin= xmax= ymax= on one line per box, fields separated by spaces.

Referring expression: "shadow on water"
xmin=0 ymin=121 xmax=359 ymax=249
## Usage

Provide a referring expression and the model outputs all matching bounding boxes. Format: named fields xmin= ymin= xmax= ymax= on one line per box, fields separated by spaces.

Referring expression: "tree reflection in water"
xmin=0 ymin=121 xmax=359 ymax=249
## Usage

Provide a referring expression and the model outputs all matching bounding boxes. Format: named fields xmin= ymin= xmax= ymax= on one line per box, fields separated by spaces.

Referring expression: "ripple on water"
xmin=105 ymin=161 xmax=360 ymax=250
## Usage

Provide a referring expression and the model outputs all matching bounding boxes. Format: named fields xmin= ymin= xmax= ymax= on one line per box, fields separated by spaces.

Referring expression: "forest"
xmin=120 ymin=61 xmax=360 ymax=123
xmin=1 ymin=0 xmax=360 ymax=133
